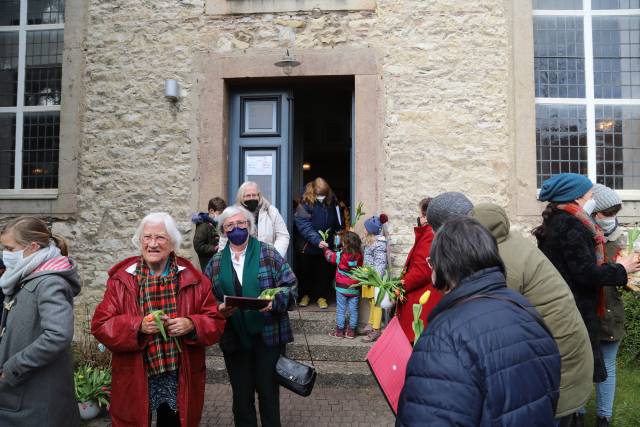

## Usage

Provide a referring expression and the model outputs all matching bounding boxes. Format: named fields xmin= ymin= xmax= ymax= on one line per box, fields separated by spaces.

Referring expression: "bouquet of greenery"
xmin=412 ymin=290 xmax=432 ymax=345
xmin=350 ymin=202 xmax=366 ymax=229
xmin=144 ymin=310 xmax=182 ymax=352
xmin=74 ymin=364 xmax=111 ymax=407
xmin=348 ymin=265 xmax=405 ymax=306
xmin=318 ymin=228 xmax=331 ymax=243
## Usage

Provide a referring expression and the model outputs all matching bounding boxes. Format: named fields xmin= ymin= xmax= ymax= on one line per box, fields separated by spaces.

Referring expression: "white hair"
xmin=132 ymin=212 xmax=182 ymax=250
xmin=236 ymin=181 xmax=270 ymax=208
xmin=217 ymin=205 xmax=255 ymax=237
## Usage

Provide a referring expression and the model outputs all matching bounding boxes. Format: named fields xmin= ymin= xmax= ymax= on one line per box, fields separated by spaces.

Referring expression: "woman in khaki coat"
xmin=471 ymin=203 xmax=593 ymax=424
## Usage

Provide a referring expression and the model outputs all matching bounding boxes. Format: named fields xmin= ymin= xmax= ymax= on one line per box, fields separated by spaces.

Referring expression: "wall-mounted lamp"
xmin=302 ymin=162 xmax=311 ymax=171
xmin=274 ymin=49 xmax=301 ymax=75
xmin=165 ymin=79 xmax=180 ymax=102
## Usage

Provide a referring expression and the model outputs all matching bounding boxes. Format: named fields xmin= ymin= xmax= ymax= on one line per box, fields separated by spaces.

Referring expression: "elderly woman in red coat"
xmin=398 ymin=198 xmax=442 ymax=342
xmin=92 ymin=212 xmax=225 ymax=427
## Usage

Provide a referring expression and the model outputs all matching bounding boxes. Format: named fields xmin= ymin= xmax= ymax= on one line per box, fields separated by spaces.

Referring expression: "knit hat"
xmin=427 ymin=192 xmax=473 ymax=231
xmin=538 ymin=173 xmax=593 ymax=203
xmin=364 ymin=214 xmax=388 ymax=235
xmin=592 ymin=183 xmax=622 ymax=213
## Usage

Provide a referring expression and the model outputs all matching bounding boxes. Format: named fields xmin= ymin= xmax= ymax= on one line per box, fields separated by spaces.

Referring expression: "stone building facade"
xmin=2 ymin=0 xmax=639 ymax=304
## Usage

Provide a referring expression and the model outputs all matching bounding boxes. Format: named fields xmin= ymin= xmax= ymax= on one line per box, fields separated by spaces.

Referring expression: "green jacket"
xmin=600 ymin=227 xmax=625 ymax=342
xmin=193 ymin=222 xmax=220 ymax=271
xmin=471 ymin=203 xmax=593 ymax=417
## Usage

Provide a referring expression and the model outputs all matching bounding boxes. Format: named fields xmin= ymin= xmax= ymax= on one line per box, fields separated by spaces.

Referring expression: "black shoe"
xmin=574 ymin=413 xmax=585 ymax=427
xmin=597 ymin=416 xmax=611 ymax=427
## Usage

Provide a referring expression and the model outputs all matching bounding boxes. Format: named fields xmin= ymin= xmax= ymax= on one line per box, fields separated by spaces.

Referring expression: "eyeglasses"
xmin=142 ymin=234 xmax=169 ymax=244
xmin=243 ymin=193 xmax=260 ymax=200
xmin=223 ymin=220 xmax=249 ymax=232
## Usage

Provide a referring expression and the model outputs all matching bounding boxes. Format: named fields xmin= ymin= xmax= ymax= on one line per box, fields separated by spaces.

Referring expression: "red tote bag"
xmin=366 ymin=316 xmax=413 ymax=415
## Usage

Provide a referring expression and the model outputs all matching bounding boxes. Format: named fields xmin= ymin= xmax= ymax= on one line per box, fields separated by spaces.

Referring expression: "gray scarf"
xmin=0 ymin=243 xmax=61 ymax=296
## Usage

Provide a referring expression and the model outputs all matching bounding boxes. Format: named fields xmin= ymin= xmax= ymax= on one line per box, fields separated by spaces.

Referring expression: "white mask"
xmin=583 ymin=199 xmax=596 ymax=215
xmin=2 ymin=249 xmax=24 ymax=271
xmin=316 ymin=195 xmax=326 ymax=202
xmin=595 ymin=217 xmax=617 ymax=234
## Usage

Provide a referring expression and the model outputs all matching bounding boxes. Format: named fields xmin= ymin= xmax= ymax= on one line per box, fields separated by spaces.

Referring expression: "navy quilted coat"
xmin=396 ymin=268 xmax=561 ymax=427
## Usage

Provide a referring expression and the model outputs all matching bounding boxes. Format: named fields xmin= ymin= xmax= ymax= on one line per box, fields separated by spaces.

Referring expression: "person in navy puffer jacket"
xmin=396 ymin=217 xmax=561 ymax=427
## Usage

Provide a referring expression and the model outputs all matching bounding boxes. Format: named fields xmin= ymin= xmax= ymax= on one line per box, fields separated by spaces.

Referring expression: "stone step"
xmin=289 ymin=309 xmax=337 ymax=334
xmin=205 ymin=356 xmax=376 ymax=388
xmin=207 ymin=333 xmax=373 ymax=362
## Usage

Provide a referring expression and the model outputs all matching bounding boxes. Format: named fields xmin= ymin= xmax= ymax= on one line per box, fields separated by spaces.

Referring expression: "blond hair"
xmin=1 ymin=216 xmax=68 ymax=255
xmin=302 ymin=177 xmax=333 ymax=205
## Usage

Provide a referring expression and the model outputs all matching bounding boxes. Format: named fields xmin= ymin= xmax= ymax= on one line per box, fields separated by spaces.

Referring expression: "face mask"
xmin=243 ymin=199 xmax=259 ymax=212
xmin=583 ymin=199 xmax=596 ymax=215
xmin=316 ymin=195 xmax=326 ymax=202
xmin=2 ymin=249 xmax=24 ymax=270
xmin=596 ymin=217 xmax=617 ymax=234
xmin=227 ymin=227 xmax=249 ymax=245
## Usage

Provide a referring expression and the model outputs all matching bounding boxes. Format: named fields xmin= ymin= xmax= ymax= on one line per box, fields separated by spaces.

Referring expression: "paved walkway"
xmin=85 ymin=384 xmax=396 ymax=426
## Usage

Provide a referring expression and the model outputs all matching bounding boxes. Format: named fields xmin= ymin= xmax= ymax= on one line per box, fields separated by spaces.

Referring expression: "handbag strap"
xmin=278 ymin=295 xmax=315 ymax=368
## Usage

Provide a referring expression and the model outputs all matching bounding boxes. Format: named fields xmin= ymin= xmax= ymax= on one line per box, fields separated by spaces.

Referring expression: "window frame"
xmin=534 ymin=1 xmax=640 ymax=199
xmin=0 ymin=0 xmax=64 ymax=195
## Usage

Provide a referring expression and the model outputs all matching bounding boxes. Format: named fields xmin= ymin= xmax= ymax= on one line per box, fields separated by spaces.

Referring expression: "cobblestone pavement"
xmin=85 ymin=384 xmax=396 ymax=426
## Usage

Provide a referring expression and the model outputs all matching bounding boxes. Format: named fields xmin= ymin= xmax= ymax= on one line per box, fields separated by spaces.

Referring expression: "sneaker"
xmin=362 ymin=329 xmax=381 ymax=343
xmin=345 ymin=327 xmax=356 ymax=339
xmin=329 ymin=327 xmax=344 ymax=338
xmin=299 ymin=295 xmax=310 ymax=307
xmin=317 ymin=298 xmax=329 ymax=309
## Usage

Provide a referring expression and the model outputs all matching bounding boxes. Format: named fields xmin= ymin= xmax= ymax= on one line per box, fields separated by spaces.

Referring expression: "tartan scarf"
xmin=137 ymin=253 xmax=180 ymax=376
xmin=558 ymin=203 xmax=607 ymax=317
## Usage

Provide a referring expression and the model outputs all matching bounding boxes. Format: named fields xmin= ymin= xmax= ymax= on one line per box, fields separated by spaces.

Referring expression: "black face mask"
xmin=244 ymin=199 xmax=259 ymax=212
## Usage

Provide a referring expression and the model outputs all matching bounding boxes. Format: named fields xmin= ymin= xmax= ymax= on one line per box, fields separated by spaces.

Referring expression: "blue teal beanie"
xmin=538 ymin=173 xmax=593 ymax=202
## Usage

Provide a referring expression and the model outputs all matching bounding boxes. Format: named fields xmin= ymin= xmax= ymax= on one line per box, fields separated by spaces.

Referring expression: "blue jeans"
xmin=336 ymin=292 xmax=359 ymax=329
xmin=595 ymin=340 xmax=621 ymax=418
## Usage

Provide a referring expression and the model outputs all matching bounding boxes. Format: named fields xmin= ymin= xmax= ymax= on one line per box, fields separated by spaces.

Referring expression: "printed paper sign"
xmin=246 ymin=155 xmax=273 ymax=176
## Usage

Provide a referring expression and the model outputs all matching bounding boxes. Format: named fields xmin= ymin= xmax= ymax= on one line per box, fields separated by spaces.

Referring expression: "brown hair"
xmin=419 ymin=197 xmax=432 ymax=217
xmin=341 ymin=231 xmax=362 ymax=255
xmin=302 ymin=178 xmax=334 ymax=205
xmin=208 ymin=197 xmax=227 ymax=212
xmin=1 ymin=216 xmax=68 ymax=256
xmin=598 ymin=204 xmax=622 ymax=217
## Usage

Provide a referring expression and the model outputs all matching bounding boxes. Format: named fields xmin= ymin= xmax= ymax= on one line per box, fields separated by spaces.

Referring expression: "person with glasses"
xmin=205 ymin=205 xmax=297 ymax=427
xmin=92 ymin=212 xmax=225 ymax=427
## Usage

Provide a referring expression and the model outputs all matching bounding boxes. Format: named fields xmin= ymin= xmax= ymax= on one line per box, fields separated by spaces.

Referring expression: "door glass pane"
xmin=533 ymin=0 xmax=582 ymax=9
xmin=595 ymin=105 xmax=640 ymax=189
xmin=593 ymin=0 xmax=640 ymax=9
xmin=244 ymin=150 xmax=276 ymax=206
xmin=536 ymin=104 xmax=588 ymax=187
xmin=241 ymin=97 xmax=280 ymax=136
xmin=0 ymin=32 xmax=19 ymax=107
xmin=534 ymin=17 xmax=586 ymax=98
xmin=0 ymin=114 xmax=16 ymax=189
xmin=22 ymin=111 xmax=59 ymax=189
xmin=0 ymin=0 xmax=20 ymax=25
xmin=24 ymin=30 xmax=63 ymax=106
xmin=593 ymin=16 xmax=640 ymax=98
xmin=27 ymin=0 xmax=65 ymax=25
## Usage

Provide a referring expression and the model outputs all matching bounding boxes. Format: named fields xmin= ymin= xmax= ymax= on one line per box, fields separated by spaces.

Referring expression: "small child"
xmin=361 ymin=214 xmax=389 ymax=342
xmin=321 ymin=231 xmax=363 ymax=339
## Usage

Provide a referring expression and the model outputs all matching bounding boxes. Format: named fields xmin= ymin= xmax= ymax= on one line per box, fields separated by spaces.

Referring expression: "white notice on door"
xmin=246 ymin=155 xmax=273 ymax=176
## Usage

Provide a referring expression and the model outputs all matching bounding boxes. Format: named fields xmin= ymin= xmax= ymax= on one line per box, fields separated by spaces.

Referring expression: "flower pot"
xmin=78 ymin=400 xmax=100 ymax=420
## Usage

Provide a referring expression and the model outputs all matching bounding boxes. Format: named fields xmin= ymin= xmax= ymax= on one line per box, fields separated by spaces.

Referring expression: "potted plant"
xmin=74 ymin=364 xmax=111 ymax=420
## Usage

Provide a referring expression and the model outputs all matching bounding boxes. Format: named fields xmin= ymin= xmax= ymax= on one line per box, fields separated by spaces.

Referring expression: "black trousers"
xmin=298 ymin=253 xmax=335 ymax=301
xmin=223 ymin=337 xmax=282 ymax=427
xmin=154 ymin=403 xmax=180 ymax=427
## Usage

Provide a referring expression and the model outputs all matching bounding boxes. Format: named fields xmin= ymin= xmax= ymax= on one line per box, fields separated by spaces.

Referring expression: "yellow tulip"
xmin=419 ymin=290 xmax=431 ymax=305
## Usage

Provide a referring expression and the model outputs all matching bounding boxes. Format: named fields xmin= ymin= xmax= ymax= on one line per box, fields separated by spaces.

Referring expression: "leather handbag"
xmin=275 ymin=299 xmax=316 ymax=397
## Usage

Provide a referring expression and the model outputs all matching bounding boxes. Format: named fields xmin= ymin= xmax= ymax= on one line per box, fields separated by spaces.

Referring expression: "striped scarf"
xmin=558 ymin=203 xmax=607 ymax=317
xmin=137 ymin=253 xmax=180 ymax=376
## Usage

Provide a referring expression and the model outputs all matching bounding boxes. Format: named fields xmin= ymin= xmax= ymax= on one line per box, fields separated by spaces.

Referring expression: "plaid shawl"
xmin=558 ymin=203 xmax=607 ymax=317
xmin=137 ymin=253 xmax=180 ymax=376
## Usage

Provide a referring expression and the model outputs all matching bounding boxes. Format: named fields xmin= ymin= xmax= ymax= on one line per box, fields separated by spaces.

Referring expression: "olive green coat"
xmin=600 ymin=227 xmax=625 ymax=342
xmin=471 ymin=203 xmax=593 ymax=417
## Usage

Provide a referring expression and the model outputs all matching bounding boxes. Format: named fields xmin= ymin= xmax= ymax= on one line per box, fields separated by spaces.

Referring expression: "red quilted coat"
xmin=91 ymin=256 xmax=225 ymax=427
xmin=398 ymin=225 xmax=443 ymax=343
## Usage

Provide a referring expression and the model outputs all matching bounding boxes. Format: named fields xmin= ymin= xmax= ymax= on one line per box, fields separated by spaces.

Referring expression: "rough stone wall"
xmin=47 ymin=0 xmax=513 ymax=304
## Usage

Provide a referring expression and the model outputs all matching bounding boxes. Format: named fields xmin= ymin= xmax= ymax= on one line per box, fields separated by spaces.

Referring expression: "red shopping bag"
xmin=366 ymin=316 xmax=412 ymax=415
